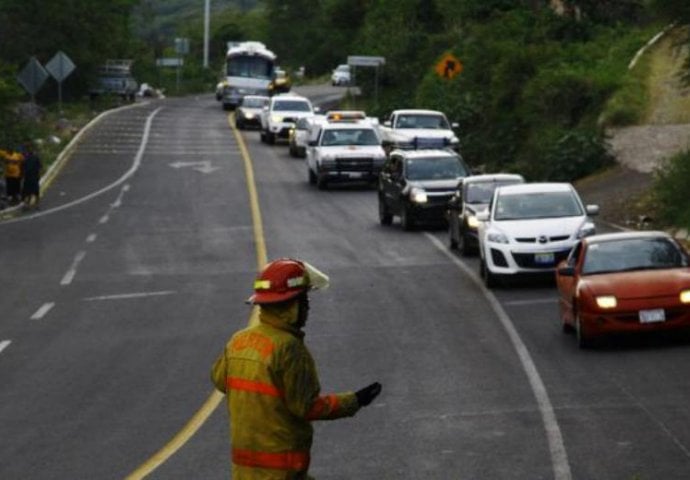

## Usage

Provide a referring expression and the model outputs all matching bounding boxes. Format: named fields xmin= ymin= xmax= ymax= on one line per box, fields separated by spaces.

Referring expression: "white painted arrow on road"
xmin=169 ymin=160 xmax=221 ymax=174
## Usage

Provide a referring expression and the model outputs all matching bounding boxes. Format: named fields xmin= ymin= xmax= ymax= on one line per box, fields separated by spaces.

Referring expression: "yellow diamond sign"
xmin=435 ymin=53 xmax=462 ymax=79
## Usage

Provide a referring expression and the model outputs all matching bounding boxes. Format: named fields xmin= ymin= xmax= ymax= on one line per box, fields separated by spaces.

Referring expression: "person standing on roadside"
xmin=211 ymin=258 xmax=382 ymax=479
xmin=0 ymin=147 xmax=24 ymax=205
xmin=20 ymin=140 xmax=42 ymax=210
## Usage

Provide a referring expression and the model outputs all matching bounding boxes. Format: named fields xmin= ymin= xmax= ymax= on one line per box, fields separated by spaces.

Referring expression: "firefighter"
xmin=1 ymin=148 xmax=24 ymax=205
xmin=211 ymin=258 xmax=382 ymax=479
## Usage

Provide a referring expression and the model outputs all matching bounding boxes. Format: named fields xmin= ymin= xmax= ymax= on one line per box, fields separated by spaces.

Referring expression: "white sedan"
xmin=476 ymin=182 xmax=599 ymax=288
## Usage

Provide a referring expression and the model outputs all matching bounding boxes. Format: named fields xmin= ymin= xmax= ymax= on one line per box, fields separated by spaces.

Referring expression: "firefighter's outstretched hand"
xmin=355 ymin=382 xmax=382 ymax=407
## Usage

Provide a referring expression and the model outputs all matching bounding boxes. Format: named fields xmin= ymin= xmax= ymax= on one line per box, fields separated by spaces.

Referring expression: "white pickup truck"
xmin=379 ymin=109 xmax=460 ymax=152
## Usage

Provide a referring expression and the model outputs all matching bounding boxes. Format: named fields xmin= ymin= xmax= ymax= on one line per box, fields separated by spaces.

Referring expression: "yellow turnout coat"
xmin=211 ymin=302 xmax=360 ymax=479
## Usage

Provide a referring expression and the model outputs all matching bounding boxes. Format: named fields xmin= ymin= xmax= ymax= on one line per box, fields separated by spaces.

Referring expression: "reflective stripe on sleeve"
xmin=232 ymin=448 xmax=310 ymax=471
xmin=227 ymin=377 xmax=283 ymax=398
xmin=305 ymin=394 xmax=340 ymax=420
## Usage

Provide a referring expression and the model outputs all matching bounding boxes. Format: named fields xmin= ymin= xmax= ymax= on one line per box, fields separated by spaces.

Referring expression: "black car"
xmin=378 ymin=149 xmax=471 ymax=230
xmin=447 ymin=174 xmax=525 ymax=255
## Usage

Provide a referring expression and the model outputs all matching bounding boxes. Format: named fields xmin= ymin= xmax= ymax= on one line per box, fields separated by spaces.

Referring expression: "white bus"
xmin=219 ymin=41 xmax=276 ymax=110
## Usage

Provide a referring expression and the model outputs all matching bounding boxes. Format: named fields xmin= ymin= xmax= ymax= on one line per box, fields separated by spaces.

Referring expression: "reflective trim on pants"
xmin=232 ymin=448 xmax=310 ymax=471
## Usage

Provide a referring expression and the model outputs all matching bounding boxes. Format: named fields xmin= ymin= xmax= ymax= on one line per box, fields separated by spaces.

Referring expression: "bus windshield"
xmin=227 ymin=56 xmax=273 ymax=80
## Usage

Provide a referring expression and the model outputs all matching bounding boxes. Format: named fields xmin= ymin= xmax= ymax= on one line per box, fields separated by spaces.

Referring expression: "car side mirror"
xmin=313 ymin=107 xmax=321 ymax=113
xmin=557 ymin=266 xmax=575 ymax=277
xmin=586 ymin=204 xmax=599 ymax=216
xmin=476 ymin=211 xmax=489 ymax=222
xmin=451 ymin=122 xmax=459 ymax=129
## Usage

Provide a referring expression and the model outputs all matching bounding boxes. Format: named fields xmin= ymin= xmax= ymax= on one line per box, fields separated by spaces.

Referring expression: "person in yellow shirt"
xmin=1 ymin=148 xmax=24 ymax=205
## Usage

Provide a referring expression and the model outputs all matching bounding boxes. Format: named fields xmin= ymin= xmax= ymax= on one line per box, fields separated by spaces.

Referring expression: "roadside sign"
xmin=45 ymin=51 xmax=76 ymax=82
xmin=435 ymin=53 xmax=462 ymax=79
xmin=175 ymin=37 xmax=190 ymax=55
xmin=156 ymin=58 xmax=184 ymax=67
xmin=17 ymin=57 xmax=49 ymax=97
xmin=347 ymin=55 xmax=385 ymax=67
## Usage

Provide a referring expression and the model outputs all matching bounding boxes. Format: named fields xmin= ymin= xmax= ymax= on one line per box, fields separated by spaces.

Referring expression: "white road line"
xmin=86 ymin=233 xmax=97 ymax=243
xmin=83 ymin=291 xmax=176 ymax=301
xmin=99 ymin=214 xmax=110 ymax=224
xmin=60 ymin=250 xmax=87 ymax=286
xmin=0 ymin=340 xmax=11 ymax=354
xmin=30 ymin=302 xmax=55 ymax=320
xmin=425 ymin=233 xmax=572 ymax=480
xmin=1 ymin=108 xmax=162 ymax=224
xmin=504 ymin=298 xmax=557 ymax=306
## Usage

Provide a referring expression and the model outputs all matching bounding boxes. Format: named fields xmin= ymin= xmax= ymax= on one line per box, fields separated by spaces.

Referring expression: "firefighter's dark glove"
xmin=355 ymin=382 xmax=382 ymax=407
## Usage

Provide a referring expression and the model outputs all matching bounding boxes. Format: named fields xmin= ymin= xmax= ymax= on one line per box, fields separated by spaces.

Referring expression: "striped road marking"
xmin=0 ymin=340 xmax=11 ymax=355
xmin=60 ymin=251 xmax=87 ymax=286
xmin=30 ymin=302 xmax=55 ymax=320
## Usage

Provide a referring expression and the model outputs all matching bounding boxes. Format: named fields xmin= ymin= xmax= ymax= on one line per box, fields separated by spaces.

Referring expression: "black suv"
xmin=378 ymin=149 xmax=470 ymax=230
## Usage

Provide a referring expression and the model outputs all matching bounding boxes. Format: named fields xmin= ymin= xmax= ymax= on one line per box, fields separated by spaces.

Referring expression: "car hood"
xmin=493 ymin=216 xmax=586 ymax=239
xmin=408 ymin=179 xmax=461 ymax=191
xmin=581 ymin=269 xmax=690 ymax=299
xmin=389 ymin=129 xmax=458 ymax=142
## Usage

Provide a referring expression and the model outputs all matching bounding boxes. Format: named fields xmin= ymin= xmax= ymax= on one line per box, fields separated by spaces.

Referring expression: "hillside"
xmin=137 ymin=0 xmax=258 ymax=34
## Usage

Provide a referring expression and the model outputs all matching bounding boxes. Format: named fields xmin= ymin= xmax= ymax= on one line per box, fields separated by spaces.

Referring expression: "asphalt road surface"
xmin=1 ymin=87 xmax=689 ymax=480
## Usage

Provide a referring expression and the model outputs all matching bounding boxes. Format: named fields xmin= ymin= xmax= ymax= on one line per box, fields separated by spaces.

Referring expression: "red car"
xmin=556 ymin=231 xmax=690 ymax=348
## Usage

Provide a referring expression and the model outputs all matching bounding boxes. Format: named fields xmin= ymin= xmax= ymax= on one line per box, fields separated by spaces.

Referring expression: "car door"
xmin=556 ymin=241 xmax=583 ymax=326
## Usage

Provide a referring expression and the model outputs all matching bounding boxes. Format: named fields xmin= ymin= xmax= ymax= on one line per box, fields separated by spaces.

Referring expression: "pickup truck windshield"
xmin=274 ymin=101 xmax=311 ymax=112
xmin=406 ymin=157 xmax=468 ymax=181
xmin=396 ymin=114 xmax=449 ymax=130
xmin=320 ymin=128 xmax=380 ymax=146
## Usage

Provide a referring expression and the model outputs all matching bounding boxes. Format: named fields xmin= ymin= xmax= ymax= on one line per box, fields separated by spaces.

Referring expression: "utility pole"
xmin=203 ymin=0 xmax=210 ymax=68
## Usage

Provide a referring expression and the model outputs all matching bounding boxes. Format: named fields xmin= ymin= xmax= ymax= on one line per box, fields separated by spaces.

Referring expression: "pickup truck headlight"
xmin=271 ymin=115 xmax=283 ymax=123
xmin=410 ymin=187 xmax=427 ymax=204
xmin=487 ymin=232 xmax=509 ymax=244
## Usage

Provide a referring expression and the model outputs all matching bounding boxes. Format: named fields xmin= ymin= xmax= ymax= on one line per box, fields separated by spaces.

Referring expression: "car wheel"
xmin=378 ymin=196 xmax=393 ymax=226
xmin=480 ymin=259 xmax=499 ymax=289
xmin=400 ymin=205 xmax=415 ymax=231
xmin=562 ymin=305 xmax=576 ymax=333
xmin=316 ymin=174 xmax=328 ymax=190
xmin=289 ymin=143 xmax=297 ymax=157
xmin=575 ymin=312 xmax=593 ymax=349
xmin=266 ymin=131 xmax=275 ymax=145
xmin=458 ymin=233 xmax=473 ymax=257
xmin=298 ymin=147 xmax=306 ymax=158
xmin=260 ymin=130 xmax=266 ymax=143
xmin=308 ymin=168 xmax=317 ymax=185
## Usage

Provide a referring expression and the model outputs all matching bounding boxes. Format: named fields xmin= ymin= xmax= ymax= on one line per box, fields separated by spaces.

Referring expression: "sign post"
xmin=434 ymin=53 xmax=463 ymax=80
xmin=347 ymin=55 xmax=386 ymax=108
xmin=45 ymin=51 xmax=76 ymax=114
xmin=174 ymin=38 xmax=190 ymax=93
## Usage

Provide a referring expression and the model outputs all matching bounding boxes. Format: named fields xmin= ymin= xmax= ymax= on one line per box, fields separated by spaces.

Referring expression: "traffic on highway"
xmin=1 ymin=81 xmax=690 ymax=480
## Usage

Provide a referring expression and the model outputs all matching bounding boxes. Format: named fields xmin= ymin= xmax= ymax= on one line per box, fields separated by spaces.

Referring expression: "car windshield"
xmin=466 ymin=181 xmax=518 ymax=204
xmin=583 ymin=237 xmax=688 ymax=275
xmin=406 ymin=157 xmax=469 ymax=181
xmin=320 ymin=128 xmax=380 ymax=146
xmin=335 ymin=65 xmax=349 ymax=73
xmin=242 ymin=97 xmax=267 ymax=108
xmin=273 ymin=100 xmax=311 ymax=112
xmin=494 ymin=191 xmax=583 ymax=220
xmin=396 ymin=114 xmax=449 ymax=130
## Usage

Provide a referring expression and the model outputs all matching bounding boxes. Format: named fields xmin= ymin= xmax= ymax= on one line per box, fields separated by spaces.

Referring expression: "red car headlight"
xmin=680 ymin=290 xmax=690 ymax=304
xmin=595 ymin=295 xmax=617 ymax=309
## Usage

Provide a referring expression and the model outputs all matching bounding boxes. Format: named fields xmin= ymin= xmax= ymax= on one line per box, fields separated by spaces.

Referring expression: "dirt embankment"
xmin=576 ymin=26 xmax=690 ymax=238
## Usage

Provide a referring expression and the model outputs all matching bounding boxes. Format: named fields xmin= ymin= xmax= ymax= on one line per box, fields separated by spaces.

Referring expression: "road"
xmin=1 ymin=88 xmax=689 ymax=480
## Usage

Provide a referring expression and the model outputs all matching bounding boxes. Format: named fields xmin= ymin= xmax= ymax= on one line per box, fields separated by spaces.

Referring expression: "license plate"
xmin=347 ymin=172 xmax=363 ymax=178
xmin=534 ymin=252 xmax=555 ymax=265
xmin=639 ymin=309 xmax=665 ymax=323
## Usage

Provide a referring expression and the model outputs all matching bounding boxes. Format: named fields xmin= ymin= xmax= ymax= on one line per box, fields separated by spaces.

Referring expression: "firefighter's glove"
xmin=355 ymin=382 xmax=382 ymax=407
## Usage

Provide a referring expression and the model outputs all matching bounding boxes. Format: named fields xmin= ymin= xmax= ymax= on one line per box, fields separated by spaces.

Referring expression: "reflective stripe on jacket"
xmin=211 ymin=303 xmax=360 ymax=479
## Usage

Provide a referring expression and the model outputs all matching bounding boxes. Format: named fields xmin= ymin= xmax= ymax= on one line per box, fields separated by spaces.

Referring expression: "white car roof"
xmin=393 ymin=109 xmax=447 ymax=116
xmin=497 ymin=182 xmax=574 ymax=195
xmin=392 ymin=149 xmax=459 ymax=159
xmin=463 ymin=173 xmax=524 ymax=184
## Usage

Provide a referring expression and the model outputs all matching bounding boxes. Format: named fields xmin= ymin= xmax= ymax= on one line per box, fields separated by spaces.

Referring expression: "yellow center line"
xmin=125 ymin=112 xmax=267 ymax=479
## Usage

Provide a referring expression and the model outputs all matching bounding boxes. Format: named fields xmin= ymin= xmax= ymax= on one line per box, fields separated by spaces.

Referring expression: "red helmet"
xmin=248 ymin=258 xmax=310 ymax=305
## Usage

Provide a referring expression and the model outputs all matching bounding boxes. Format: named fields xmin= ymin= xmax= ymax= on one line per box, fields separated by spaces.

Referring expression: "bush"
xmin=651 ymin=151 xmax=690 ymax=228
